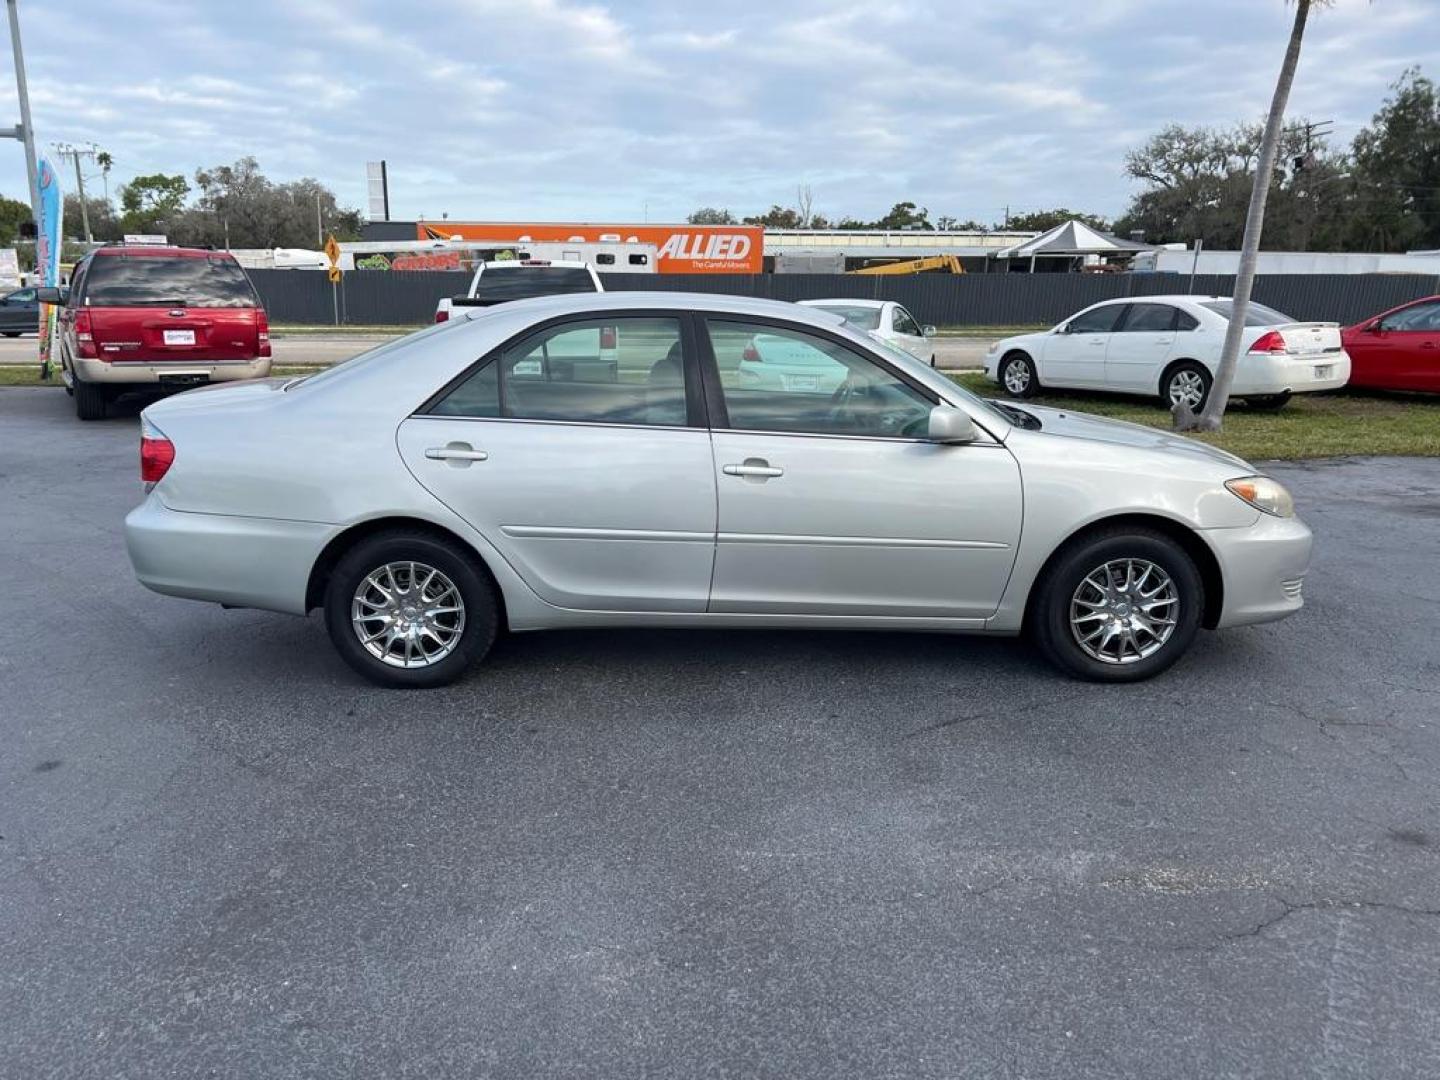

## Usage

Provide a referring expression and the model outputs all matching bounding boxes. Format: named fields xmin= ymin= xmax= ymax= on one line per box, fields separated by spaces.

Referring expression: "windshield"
xmin=1200 ymin=299 xmax=1294 ymax=326
xmin=811 ymin=304 xmax=882 ymax=330
xmin=473 ymin=266 xmax=596 ymax=301
xmin=864 ymin=335 xmax=1012 ymax=430
xmin=83 ymin=255 xmax=259 ymax=308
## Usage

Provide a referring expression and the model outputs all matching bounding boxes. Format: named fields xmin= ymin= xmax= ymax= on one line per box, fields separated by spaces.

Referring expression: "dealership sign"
xmin=418 ymin=222 xmax=763 ymax=274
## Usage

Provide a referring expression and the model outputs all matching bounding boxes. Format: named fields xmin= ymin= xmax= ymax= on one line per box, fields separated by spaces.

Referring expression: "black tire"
xmin=999 ymin=351 xmax=1040 ymax=398
xmin=1160 ymin=361 xmax=1212 ymax=412
xmin=323 ymin=530 xmax=499 ymax=688
xmin=1030 ymin=527 xmax=1204 ymax=683
xmin=73 ymin=376 xmax=109 ymax=420
xmin=2 ymin=331 xmax=20 ymax=338
xmin=1245 ymin=392 xmax=1292 ymax=411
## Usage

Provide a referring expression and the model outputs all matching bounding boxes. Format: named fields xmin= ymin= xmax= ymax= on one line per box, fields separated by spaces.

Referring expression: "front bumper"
xmin=74 ymin=356 xmax=272 ymax=385
xmin=1230 ymin=352 xmax=1350 ymax=396
xmin=125 ymin=496 xmax=334 ymax=615
xmin=1205 ymin=512 xmax=1313 ymax=628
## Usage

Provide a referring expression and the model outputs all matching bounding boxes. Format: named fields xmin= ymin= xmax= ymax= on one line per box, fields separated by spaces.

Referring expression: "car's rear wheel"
xmin=73 ymin=376 xmax=109 ymax=421
xmin=1000 ymin=352 xmax=1040 ymax=398
xmin=1245 ymin=392 xmax=1292 ymax=411
xmin=1161 ymin=361 xmax=1211 ymax=411
xmin=2 ymin=331 xmax=20 ymax=338
xmin=1031 ymin=528 xmax=1203 ymax=682
xmin=323 ymin=530 xmax=499 ymax=688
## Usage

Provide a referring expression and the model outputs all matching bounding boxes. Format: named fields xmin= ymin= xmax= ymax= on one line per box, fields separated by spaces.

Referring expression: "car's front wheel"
xmin=1030 ymin=528 xmax=1203 ymax=682
xmin=323 ymin=530 xmax=499 ymax=688
xmin=1000 ymin=352 xmax=1040 ymax=398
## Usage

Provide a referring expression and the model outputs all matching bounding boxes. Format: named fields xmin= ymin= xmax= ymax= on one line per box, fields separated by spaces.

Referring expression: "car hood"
xmin=1012 ymin=403 xmax=1254 ymax=472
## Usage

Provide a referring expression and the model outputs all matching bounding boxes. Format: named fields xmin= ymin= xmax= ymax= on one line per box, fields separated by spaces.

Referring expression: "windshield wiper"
xmin=991 ymin=400 xmax=1041 ymax=429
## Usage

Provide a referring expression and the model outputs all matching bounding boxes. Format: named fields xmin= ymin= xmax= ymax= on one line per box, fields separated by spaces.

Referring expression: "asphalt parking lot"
xmin=3 ymin=387 xmax=1438 ymax=1079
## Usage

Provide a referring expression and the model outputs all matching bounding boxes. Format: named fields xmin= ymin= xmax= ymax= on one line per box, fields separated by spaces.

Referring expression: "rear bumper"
xmin=1205 ymin=513 xmax=1313 ymax=628
xmin=1230 ymin=352 xmax=1350 ymax=395
xmin=125 ymin=496 xmax=333 ymax=615
xmin=74 ymin=356 xmax=271 ymax=385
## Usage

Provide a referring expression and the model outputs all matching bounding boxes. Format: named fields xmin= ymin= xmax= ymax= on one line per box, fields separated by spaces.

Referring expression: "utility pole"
xmin=315 ymin=191 xmax=322 ymax=247
xmin=54 ymin=142 xmax=98 ymax=243
xmin=3 ymin=0 xmax=41 ymax=229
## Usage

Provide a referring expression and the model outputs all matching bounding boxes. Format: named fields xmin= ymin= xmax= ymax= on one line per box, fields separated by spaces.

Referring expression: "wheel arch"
xmin=305 ymin=515 xmax=510 ymax=628
xmin=1023 ymin=512 xmax=1224 ymax=631
xmin=1158 ymin=356 xmax=1210 ymax=393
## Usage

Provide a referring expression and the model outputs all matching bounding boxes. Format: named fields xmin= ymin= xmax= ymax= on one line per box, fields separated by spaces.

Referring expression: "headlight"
xmin=1225 ymin=476 xmax=1295 ymax=518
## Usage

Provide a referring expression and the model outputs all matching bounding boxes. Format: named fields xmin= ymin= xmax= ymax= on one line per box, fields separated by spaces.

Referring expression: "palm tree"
xmin=96 ymin=150 xmax=113 ymax=204
xmin=1178 ymin=0 xmax=1326 ymax=432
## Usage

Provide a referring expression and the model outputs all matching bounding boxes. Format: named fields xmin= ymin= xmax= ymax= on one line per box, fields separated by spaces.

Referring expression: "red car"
xmin=38 ymin=244 xmax=271 ymax=420
xmin=1341 ymin=295 xmax=1440 ymax=393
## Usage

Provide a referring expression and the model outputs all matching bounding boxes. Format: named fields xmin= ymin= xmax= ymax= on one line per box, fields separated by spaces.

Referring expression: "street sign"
xmin=328 ymin=265 xmax=342 ymax=285
xmin=324 ymin=234 xmax=341 ymax=266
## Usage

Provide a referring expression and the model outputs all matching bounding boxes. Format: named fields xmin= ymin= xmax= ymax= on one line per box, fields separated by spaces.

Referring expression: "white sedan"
xmin=983 ymin=295 xmax=1351 ymax=410
xmin=798 ymin=298 xmax=937 ymax=365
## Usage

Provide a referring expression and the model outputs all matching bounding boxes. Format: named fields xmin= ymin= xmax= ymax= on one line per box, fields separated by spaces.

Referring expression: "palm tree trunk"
xmin=1186 ymin=0 xmax=1313 ymax=431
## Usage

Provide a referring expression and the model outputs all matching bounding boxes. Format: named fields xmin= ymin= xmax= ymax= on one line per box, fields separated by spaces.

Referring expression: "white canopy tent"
xmin=994 ymin=220 xmax=1153 ymax=272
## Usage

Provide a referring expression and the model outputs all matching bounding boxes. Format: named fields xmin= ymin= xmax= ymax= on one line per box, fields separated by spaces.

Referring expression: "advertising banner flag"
xmin=36 ymin=157 xmax=63 ymax=377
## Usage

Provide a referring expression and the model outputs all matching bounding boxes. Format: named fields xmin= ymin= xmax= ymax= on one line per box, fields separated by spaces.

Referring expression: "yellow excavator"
xmin=848 ymin=254 xmax=965 ymax=275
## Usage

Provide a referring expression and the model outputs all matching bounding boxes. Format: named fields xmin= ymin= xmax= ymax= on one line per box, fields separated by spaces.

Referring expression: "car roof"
xmin=92 ymin=245 xmax=235 ymax=260
xmin=1091 ymin=295 xmax=1230 ymax=305
xmin=797 ymin=298 xmax=886 ymax=309
xmin=461 ymin=291 xmax=847 ymax=327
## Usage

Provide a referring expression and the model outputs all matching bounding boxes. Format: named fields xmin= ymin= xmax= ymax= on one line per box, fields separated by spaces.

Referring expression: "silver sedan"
xmin=125 ymin=292 xmax=1312 ymax=688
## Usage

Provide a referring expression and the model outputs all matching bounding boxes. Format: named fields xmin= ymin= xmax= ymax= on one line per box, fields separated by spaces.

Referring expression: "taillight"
xmin=599 ymin=326 xmax=617 ymax=350
xmin=435 ymin=309 xmax=449 ymax=323
xmin=256 ymin=309 xmax=271 ymax=358
xmin=75 ymin=309 xmax=97 ymax=359
xmin=140 ymin=416 xmax=175 ymax=485
xmin=1248 ymin=330 xmax=1287 ymax=354
xmin=742 ymin=342 xmax=761 ymax=362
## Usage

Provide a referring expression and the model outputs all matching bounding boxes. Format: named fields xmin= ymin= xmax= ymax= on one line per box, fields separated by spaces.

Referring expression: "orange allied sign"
xmin=417 ymin=221 xmax=763 ymax=275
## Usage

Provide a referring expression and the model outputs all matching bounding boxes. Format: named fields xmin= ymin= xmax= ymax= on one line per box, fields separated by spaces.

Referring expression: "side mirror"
xmin=33 ymin=286 xmax=64 ymax=305
xmin=922 ymin=324 xmax=937 ymax=337
xmin=928 ymin=406 xmax=977 ymax=444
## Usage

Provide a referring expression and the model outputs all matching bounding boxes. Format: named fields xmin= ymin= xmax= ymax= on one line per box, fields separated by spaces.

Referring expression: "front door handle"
xmin=425 ymin=443 xmax=488 ymax=464
xmin=723 ymin=460 xmax=783 ymax=479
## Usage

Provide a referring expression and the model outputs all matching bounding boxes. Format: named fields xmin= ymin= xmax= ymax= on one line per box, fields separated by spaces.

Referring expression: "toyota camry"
xmin=125 ymin=293 xmax=1312 ymax=688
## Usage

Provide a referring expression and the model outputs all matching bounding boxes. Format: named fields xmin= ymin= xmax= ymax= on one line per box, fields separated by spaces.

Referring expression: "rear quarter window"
xmin=82 ymin=255 xmax=259 ymax=308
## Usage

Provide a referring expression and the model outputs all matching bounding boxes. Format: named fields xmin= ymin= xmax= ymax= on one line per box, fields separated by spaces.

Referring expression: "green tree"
xmin=873 ymin=201 xmax=931 ymax=230
xmin=742 ymin=204 xmax=804 ymax=228
xmin=118 ymin=173 xmax=189 ymax=235
xmin=1003 ymin=208 xmax=1111 ymax=233
xmin=64 ymin=194 xmax=120 ymax=241
xmin=1347 ymin=69 xmax=1440 ymax=251
xmin=687 ymin=207 xmax=737 ymax=224
xmin=0 ymin=192 xmax=31 ymax=244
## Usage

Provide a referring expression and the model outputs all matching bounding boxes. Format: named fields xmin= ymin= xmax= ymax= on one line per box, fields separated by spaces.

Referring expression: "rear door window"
xmin=81 ymin=255 xmax=259 ymax=308
xmin=1118 ymin=303 xmax=1178 ymax=332
xmin=429 ymin=317 xmax=690 ymax=427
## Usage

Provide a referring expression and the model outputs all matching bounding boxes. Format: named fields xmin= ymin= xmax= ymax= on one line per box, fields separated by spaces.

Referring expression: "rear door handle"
xmin=425 ymin=444 xmax=488 ymax=463
xmin=723 ymin=462 xmax=783 ymax=479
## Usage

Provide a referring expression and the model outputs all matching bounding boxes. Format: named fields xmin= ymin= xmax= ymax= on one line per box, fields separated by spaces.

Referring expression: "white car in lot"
xmin=798 ymin=299 xmax=937 ymax=365
xmin=983 ymin=295 xmax=1351 ymax=410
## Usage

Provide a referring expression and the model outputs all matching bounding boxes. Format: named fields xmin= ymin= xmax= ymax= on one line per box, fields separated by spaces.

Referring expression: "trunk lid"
xmin=1255 ymin=322 xmax=1344 ymax=356
xmin=90 ymin=306 xmax=260 ymax=362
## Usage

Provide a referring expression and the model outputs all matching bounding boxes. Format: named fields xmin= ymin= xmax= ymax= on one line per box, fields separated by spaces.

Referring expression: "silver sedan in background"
xmin=125 ymin=293 xmax=1311 ymax=688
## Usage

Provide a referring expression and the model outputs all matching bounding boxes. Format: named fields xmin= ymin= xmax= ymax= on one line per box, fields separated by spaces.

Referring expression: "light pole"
xmin=3 ymin=0 xmax=41 ymax=231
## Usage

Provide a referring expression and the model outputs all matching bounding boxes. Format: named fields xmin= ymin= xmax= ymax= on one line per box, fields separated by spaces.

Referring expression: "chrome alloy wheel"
xmin=1069 ymin=558 xmax=1179 ymax=665
xmin=1003 ymin=358 xmax=1031 ymax=394
xmin=1168 ymin=370 xmax=1206 ymax=409
xmin=351 ymin=561 xmax=466 ymax=668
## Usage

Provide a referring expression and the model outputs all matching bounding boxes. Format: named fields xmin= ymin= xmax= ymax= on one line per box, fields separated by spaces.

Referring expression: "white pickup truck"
xmin=434 ymin=259 xmax=604 ymax=322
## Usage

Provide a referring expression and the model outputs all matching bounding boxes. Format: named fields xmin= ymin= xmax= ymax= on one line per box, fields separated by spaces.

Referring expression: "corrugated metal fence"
xmin=248 ymin=268 xmax=1440 ymax=328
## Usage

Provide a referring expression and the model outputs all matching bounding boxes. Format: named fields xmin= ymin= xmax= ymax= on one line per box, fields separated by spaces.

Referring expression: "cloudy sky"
xmin=1 ymin=0 xmax=1435 ymax=227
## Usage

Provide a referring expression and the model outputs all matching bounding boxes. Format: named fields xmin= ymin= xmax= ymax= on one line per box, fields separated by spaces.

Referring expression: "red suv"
xmin=41 ymin=245 xmax=271 ymax=420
